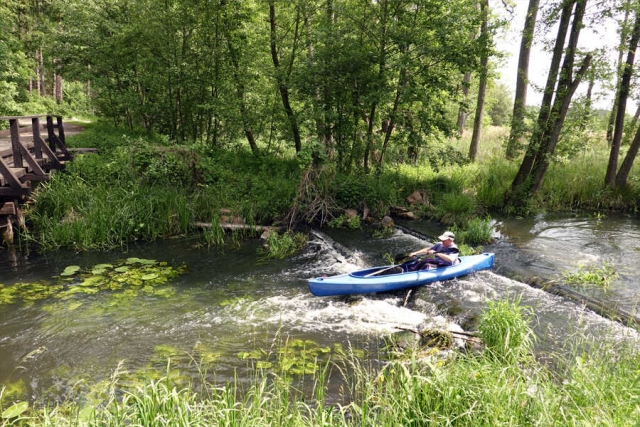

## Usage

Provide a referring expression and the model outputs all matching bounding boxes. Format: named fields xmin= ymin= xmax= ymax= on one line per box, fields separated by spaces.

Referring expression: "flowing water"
xmin=0 ymin=213 xmax=639 ymax=404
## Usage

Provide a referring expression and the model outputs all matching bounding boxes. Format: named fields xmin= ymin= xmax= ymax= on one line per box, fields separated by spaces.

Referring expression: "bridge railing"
xmin=0 ymin=114 xmax=72 ymax=197
xmin=0 ymin=114 xmax=74 ymax=245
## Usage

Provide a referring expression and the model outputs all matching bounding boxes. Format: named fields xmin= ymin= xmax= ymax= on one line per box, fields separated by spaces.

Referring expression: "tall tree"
xmin=606 ymin=0 xmax=632 ymax=146
xmin=605 ymin=6 xmax=640 ymax=187
xmin=268 ymin=1 xmax=302 ymax=153
xmin=469 ymin=0 xmax=490 ymax=161
xmin=507 ymin=0 xmax=592 ymax=207
xmin=505 ymin=0 xmax=540 ymax=159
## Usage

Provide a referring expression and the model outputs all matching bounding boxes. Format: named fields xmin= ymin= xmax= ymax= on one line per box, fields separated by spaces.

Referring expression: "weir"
xmin=0 ymin=115 xmax=73 ymax=245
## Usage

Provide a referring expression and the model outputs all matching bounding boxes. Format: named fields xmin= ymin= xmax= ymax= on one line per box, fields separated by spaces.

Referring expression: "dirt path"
xmin=0 ymin=122 xmax=85 ymax=151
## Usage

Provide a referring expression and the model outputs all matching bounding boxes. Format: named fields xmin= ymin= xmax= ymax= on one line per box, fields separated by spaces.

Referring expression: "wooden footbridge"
xmin=0 ymin=115 xmax=74 ymax=245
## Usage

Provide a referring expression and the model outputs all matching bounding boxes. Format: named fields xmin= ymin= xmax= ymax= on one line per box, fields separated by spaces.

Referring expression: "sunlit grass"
xmin=2 ymin=298 xmax=638 ymax=426
xmin=21 ymin=123 xmax=640 ymax=251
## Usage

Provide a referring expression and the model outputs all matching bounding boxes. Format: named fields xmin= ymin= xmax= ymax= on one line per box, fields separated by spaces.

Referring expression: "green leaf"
xmin=60 ymin=265 xmax=81 ymax=276
xmin=2 ymin=401 xmax=28 ymax=419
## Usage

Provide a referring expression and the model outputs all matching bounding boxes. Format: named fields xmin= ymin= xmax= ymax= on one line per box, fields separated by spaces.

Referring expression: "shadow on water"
xmin=0 ymin=213 xmax=639 ymax=404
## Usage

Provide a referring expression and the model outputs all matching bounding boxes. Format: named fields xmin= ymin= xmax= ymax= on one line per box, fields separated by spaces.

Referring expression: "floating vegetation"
xmin=0 ymin=258 xmax=186 ymax=307
xmin=562 ymin=262 xmax=618 ymax=289
xmin=237 ymin=339 xmax=349 ymax=376
xmin=258 ymin=231 xmax=308 ymax=259
xmin=0 ymin=281 xmax=63 ymax=305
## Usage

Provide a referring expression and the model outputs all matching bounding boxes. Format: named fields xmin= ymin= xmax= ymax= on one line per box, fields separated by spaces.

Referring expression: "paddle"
xmin=364 ymin=253 xmax=421 ymax=277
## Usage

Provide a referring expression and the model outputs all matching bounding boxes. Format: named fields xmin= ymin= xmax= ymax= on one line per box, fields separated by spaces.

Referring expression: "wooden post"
xmin=46 ymin=115 xmax=72 ymax=160
xmin=9 ymin=119 xmax=23 ymax=168
xmin=56 ymin=115 xmax=66 ymax=145
xmin=32 ymin=116 xmax=43 ymax=159
xmin=46 ymin=115 xmax=56 ymax=153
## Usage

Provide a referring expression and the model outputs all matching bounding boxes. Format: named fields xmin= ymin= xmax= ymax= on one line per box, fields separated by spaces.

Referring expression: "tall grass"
xmin=478 ymin=297 xmax=535 ymax=364
xmin=23 ymin=127 xmax=301 ymax=251
xmin=2 ymin=299 xmax=638 ymax=426
xmin=21 ymin=122 xmax=640 ymax=250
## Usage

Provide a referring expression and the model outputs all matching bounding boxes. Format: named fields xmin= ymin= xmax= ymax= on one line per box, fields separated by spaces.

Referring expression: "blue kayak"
xmin=308 ymin=253 xmax=495 ymax=297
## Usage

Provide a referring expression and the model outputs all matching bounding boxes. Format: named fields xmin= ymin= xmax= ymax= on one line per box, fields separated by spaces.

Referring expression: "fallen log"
xmin=193 ymin=222 xmax=281 ymax=232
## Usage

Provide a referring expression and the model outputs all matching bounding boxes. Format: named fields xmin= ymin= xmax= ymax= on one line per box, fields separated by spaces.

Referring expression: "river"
xmin=0 ymin=213 xmax=638 ymax=404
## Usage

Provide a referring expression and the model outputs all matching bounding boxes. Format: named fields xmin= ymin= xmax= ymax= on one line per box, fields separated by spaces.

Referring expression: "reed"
xmin=478 ymin=297 xmax=535 ymax=364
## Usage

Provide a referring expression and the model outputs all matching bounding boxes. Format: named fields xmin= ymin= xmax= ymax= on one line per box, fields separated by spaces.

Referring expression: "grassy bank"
xmin=1 ymin=299 xmax=638 ymax=426
xmin=20 ymin=123 xmax=640 ymax=251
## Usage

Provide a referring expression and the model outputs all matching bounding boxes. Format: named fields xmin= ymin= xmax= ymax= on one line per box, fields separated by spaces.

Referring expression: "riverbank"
xmin=14 ymin=123 xmax=640 ymax=252
xmin=1 ymin=298 xmax=637 ymax=426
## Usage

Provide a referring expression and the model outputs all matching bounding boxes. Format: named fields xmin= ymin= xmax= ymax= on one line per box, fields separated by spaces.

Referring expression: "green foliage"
xmin=328 ymin=214 xmax=362 ymax=230
xmin=258 ymin=231 xmax=308 ymax=260
xmin=555 ymin=96 xmax=601 ymax=160
xmin=479 ymin=298 xmax=535 ymax=364
xmin=486 ymin=83 xmax=513 ymax=127
xmin=238 ymin=339 xmax=336 ymax=376
xmin=2 ymin=326 xmax=639 ymax=426
xmin=0 ymin=259 xmax=185 ymax=307
xmin=455 ymin=243 xmax=481 ymax=256
xmin=456 ymin=217 xmax=494 ymax=246
xmin=431 ymin=192 xmax=477 ymax=226
xmin=25 ymin=125 xmax=301 ymax=250
xmin=562 ymin=262 xmax=618 ymax=289
xmin=422 ymin=144 xmax=471 ymax=172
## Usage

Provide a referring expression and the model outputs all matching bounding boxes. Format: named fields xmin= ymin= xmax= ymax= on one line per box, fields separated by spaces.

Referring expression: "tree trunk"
xmin=605 ymin=8 xmax=640 ymax=187
xmin=507 ymin=0 xmax=589 ymax=207
xmin=606 ymin=2 xmax=632 ymax=146
xmin=469 ymin=0 xmax=489 ymax=162
xmin=456 ymin=72 xmax=472 ymax=135
xmin=530 ymin=54 xmax=592 ymax=193
xmin=378 ymin=57 xmax=408 ymax=167
xmin=38 ymin=48 xmax=45 ymax=96
xmin=269 ymin=2 xmax=302 ymax=153
xmin=622 ymin=103 xmax=640 ymax=146
xmin=616 ymin=117 xmax=640 ymax=186
xmin=528 ymin=0 xmax=589 ymax=193
xmin=509 ymin=0 xmax=573 ymax=192
xmin=364 ymin=0 xmax=389 ymax=174
xmin=505 ymin=0 xmax=539 ymax=159
xmin=227 ymin=39 xmax=258 ymax=153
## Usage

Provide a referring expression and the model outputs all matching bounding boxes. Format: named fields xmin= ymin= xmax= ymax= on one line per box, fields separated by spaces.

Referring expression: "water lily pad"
xmin=94 ymin=264 xmax=113 ymax=270
xmin=114 ymin=266 xmax=130 ymax=273
xmin=126 ymin=258 xmax=157 ymax=266
xmin=2 ymin=401 xmax=28 ymax=419
xmin=60 ymin=265 xmax=81 ymax=277
xmin=140 ymin=273 xmax=158 ymax=281
xmin=79 ymin=276 xmax=104 ymax=287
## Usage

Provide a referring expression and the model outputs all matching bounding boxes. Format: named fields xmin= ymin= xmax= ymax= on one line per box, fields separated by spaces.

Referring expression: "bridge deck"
xmin=0 ymin=115 xmax=79 ymax=245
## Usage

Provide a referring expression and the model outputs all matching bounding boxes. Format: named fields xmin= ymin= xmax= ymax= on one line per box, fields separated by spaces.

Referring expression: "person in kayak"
xmin=408 ymin=231 xmax=459 ymax=270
